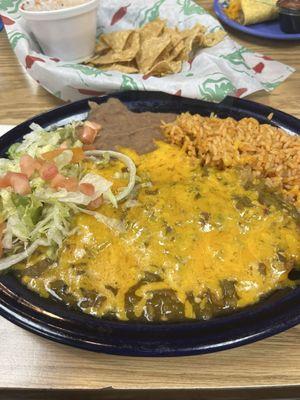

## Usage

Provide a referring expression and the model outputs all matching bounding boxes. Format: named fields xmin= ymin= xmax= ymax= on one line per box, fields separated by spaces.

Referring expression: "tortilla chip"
xmin=102 ymin=29 xmax=134 ymax=53
xmin=139 ymin=19 xmax=166 ymax=42
xmin=100 ymin=62 xmax=139 ymax=74
xmin=147 ymin=60 xmax=182 ymax=77
xmin=85 ymin=18 xmax=225 ymax=77
xmin=91 ymin=31 xmax=140 ymax=65
xmin=202 ymin=29 xmax=226 ymax=47
xmin=136 ymin=33 xmax=171 ymax=73
xmin=95 ymin=38 xmax=110 ymax=56
xmin=158 ymin=28 xmax=185 ymax=61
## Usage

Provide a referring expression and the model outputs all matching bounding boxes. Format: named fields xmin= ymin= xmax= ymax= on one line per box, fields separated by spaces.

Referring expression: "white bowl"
xmin=20 ymin=0 xmax=99 ymax=62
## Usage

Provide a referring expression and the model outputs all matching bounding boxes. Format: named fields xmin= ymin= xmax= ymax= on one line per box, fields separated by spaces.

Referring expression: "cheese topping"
xmin=18 ymin=142 xmax=300 ymax=321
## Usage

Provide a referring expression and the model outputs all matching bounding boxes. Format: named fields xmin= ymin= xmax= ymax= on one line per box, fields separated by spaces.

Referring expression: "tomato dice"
xmin=20 ymin=154 xmax=37 ymax=178
xmin=63 ymin=177 xmax=78 ymax=192
xmin=0 ymin=172 xmax=31 ymax=195
xmin=40 ymin=162 xmax=58 ymax=181
xmin=50 ymin=173 xmax=66 ymax=189
xmin=87 ymin=196 xmax=103 ymax=210
xmin=51 ymin=174 xmax=78 ymax=192
xmin=78 ymin=121 xmax=101 ymax=145
xmin=79 ymin=183 xmax=95 ymax=196
xmin=0 ymin=173 xmax=11 ymax=188
xmin=9 ymin=173 xmax=31 ymax=195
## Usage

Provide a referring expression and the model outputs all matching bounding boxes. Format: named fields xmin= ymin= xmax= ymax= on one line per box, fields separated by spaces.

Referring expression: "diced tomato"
xmin=9 ymin=172 xmax=31 ymax=195
xmin=63 ymin=177 xmax=78 ymax=192
xmin=82 ymin=144 xmax=96 ymax=151
xmin=0 ymin=173 xmax=11 ymax=188
xmin=0 ymin=172 xmax=31 ymax=195
xmin=51 ymin=174 xmax=78 ymax=192
xmin=41 ymin=148 xmax=64 ymax=161
xmin=50 ymin=173 xmax=66 ymax=189
xmin=71 ymin=148 xmax=84 ymax=163
xmin=79 ymin=183 xmax=95 ymax=196
xmin=20 ymin=154 xmax=37 ymax=178
xmin=40 ymin=162 xmax=58 ymax=181
xmin=87 ymin=196 xmax=103 ymax=210
xmin=79 ymin=121 xmax=101 ymax=145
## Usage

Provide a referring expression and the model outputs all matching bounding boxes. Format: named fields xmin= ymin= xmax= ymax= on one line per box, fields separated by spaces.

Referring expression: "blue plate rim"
xmin=0 ymin=91 xmax=299 ymax=357
xmin=214 ymin=0 xmax=300 ymax=41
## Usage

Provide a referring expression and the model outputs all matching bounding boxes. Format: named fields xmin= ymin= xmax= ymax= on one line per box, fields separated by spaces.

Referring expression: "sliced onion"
xmin=77 ymin=207 xmax=125 ymax=233
xmin=84 ymin=150 xmax=136 ymax=202
xmin=0 ymin=239 xmax=49 ymax=272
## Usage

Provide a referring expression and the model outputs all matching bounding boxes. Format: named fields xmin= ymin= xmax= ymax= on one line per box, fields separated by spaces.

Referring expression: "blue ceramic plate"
xmin=214 ymin=0 xmax=300 ymax=40
xmin=0 ymin=91 xmax=299 ymax=357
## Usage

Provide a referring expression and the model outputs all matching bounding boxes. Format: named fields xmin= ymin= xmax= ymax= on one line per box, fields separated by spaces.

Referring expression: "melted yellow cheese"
xmin=19 ymin=142 xmax=300 ymax=321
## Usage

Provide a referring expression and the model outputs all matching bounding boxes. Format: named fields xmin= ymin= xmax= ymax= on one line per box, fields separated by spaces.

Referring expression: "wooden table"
xmin=0 ymin=2 xmax=300 ymax=398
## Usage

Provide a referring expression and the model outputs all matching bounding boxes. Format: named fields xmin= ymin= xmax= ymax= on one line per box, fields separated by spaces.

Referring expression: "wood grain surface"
xmin=0 ymin=0 xmax=300 ymax=395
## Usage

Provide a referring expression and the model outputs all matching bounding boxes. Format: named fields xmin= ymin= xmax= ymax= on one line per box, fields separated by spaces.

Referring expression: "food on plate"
xmin=0 ymin=99 xmax=299 ymax=322
xmin=23 ymin=0 xmax=90 ymax=11
xmin=85 ymin=19 xmax=225 ymax=76
xmin=162 ymin=112 xmax=300 ymax=210
xmin=224 ymin=0 xmax=279 ymax=25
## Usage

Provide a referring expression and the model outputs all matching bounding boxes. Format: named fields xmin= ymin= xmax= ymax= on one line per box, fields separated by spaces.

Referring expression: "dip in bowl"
xmin=20 ymin=0 xmax=99 ymax=62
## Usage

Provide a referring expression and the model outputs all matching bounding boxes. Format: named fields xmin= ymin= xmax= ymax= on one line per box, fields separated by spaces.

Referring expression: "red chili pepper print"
xmin=261 ymin=55 xmax=273 ymax=61
xmin=235 ymin=88 xmax=247 ymax=98
xmin=50 ymin=57 xmax=60 ymax=62
xmin=1 ymin=15 xmax=15 ymax=25
xmin=253 ymin=62 xmax=265 ymax=74
xmin=110 ymin=4 xmax=130 ymax=26
xmin=25 ymin=55 xmax=45 ymax=69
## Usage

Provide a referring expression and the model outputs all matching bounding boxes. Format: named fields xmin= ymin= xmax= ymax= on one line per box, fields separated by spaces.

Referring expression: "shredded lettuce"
xmin=0 ymin=239 xmax=50 ymax=272
xmin=7 ymin=122 xmax=82 ymax=160
xmin=35 ymin=173 xmax=113 ymax=206
xmin=0 ymin=122 xmax=138 ymax=272
xmin=77 ymin=207 xmax=126 ymax=233
xmin=55 ymin=150 xmax=73 ymax=169
xmin=84 ymin=150 xmax=136 ymax=201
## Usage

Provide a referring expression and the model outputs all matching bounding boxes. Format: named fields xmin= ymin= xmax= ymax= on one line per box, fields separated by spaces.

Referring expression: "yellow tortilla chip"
xmin=179 ymin=24 xmax=206 ymax=60
xmin=102 ymin=29 xmax=134 ymax=53
xmin=202 ymin=29 xmax=226 ymax=47
xmin=100 ymin=62 xmax=139 ymax=74
xmin=147 ymin=60 xmax=182 ymax=77
xmin=158 ymin=28 xmax=185 ymax=61
xmin=85 ymin=18 xmax=225 ymax=77
xmin=91 ymin=31 xmax=140 ymax=65
xmin=139 ymin=19 xmax=166 ymax=42
xmin=136 ymin=33 xmax=171 ymax=73
xmin=95 ymin=38 xmax=110 ymax=56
